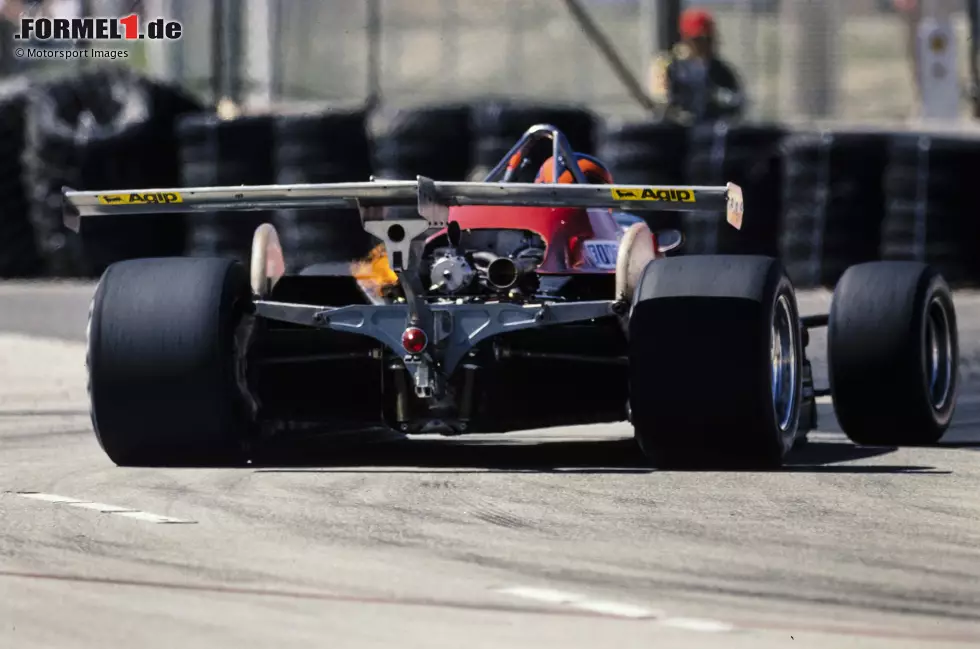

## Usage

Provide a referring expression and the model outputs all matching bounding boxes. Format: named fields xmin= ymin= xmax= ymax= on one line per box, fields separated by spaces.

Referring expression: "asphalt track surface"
xmin=1 ymin=281 xmax=979 ymax=649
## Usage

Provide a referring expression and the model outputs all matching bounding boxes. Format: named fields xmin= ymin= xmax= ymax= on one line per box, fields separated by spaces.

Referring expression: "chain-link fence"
xmin=0 ymin=0 xmax=974 ymax=121
xmin=263 ymin=0 xmax=929 ymax=121
xmin=227 ymin=0 xmax=970 ymax=122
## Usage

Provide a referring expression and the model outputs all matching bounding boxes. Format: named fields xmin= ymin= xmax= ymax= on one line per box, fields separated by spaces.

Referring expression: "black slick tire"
xmin=87 ymin=257 xmax=252 ymax=466
xmin=629 ymin=255 xmax=803 ymax=469
xmin=828 ymin=261 xmax=958 ymax=446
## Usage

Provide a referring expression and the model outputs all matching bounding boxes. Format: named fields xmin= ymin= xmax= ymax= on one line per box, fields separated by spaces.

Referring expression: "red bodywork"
xmin=435 ymin=206 xmax=624 ymax=275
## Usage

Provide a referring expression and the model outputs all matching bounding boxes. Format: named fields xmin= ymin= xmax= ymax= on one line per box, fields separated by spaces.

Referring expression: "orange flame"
xmin=351 ymin=243 xmax=398 ymax=296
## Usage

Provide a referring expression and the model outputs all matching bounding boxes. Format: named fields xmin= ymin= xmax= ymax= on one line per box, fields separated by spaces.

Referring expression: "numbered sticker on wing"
xmin=584 ymin=240 xmax=619 ymax=269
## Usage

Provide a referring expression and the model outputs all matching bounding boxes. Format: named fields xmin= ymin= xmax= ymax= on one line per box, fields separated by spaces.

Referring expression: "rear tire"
xmin=87 ymin=257 xmax=252 ymax=466
xmin=629 ymin=255 xmax=803 ymax=469
xmin=828 ymin=261 xmax=958 ymax=445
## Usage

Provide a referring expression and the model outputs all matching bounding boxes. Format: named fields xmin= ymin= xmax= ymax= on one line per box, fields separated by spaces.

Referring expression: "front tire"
xmin=87 ymin=257 xmax=252 ymax=466
xmin=828 ymin=261 xmax=958 ymax=445
xmin=629 ymin=255 xmax=804 ymax=469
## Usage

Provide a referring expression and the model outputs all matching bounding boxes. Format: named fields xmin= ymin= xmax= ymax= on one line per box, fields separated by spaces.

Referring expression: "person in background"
xmin=649 ymin=7 xmax=746 ymax=124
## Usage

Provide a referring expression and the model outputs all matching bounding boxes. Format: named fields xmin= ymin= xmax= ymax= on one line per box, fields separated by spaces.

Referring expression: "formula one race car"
xmin=64 ymin=124 xmax=959 ymax=469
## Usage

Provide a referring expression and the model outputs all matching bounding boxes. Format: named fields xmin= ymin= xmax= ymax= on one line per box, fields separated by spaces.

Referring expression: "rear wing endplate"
xmin=62 ymin=178 xmax=744 ymax=233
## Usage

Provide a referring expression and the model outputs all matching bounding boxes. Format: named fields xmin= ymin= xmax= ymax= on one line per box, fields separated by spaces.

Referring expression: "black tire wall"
xmin=596 ymin=120 xmax=687 ymax=234
xmin=0 ymin=77 xmax=42 ymax=277
xmin=5 ymin=81 xmax=980 ymax=288
xmin=373 ymin=104 xmax=473 ymax=181
xmin=880 ymin=132 xmax=980 ymax=286
xmin=273 ymin=108 xmax=375 ymax=270
xmin=779 ymin=129 xmax=890 ymax=288
xmin=683 ymin=121 xmax=785 ymax=257
xmin=596 ymin=120 xmax=688 ymax=185
xmin=178 ymin=113 xmax=276 ymax=264
xmin=22 ymin=67 xmax=201 ymax=276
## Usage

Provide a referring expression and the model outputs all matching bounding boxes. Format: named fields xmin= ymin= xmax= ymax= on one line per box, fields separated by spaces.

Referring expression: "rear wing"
xmin=62 ymin=178 xmax=744 ymax=232
xmin=62 ymin=178 xmax=743 ymax=296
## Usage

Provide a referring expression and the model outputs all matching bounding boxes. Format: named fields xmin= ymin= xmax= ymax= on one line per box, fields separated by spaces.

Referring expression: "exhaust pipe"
xmin=486 ymin=257 xmax=536 ymax=290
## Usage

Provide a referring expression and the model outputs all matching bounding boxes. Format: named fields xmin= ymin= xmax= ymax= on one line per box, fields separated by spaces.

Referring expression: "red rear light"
xmin=402 ymin=327 xmax=427 ymax=354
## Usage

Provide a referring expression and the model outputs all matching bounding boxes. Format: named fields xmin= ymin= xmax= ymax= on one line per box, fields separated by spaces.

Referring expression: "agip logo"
xmin=14 ymin=13 xmax=182 ymax=42
xmin=610 ymin=186 xmax=697 ymax=203
xmin=97 ymin=192 xmax=183 ymax=205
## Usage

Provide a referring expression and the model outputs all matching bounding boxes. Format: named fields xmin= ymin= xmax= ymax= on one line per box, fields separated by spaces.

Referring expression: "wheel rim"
xmin=771 ymin=294 xmax=798 ymax=432
xmin=924 ymin=296 xmax=953 ymax=411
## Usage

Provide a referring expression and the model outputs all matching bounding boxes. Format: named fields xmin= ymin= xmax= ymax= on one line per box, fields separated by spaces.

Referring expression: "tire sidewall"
xmin=763 ymin=270 xmax=803 ymax=458
xmin=86 ymin=265 xmax=112 ymax=454
xmin=918 ymin=273 xmax=959 ymax=429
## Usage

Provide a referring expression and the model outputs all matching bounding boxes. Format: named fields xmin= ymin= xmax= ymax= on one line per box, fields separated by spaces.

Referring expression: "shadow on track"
xmin=252 ymin=436 xmax=653 ymax=474
xmin=783 ymin=442 xmax=950 ymax=474
xmin=250 ymin=435 xmax=945 ymax=475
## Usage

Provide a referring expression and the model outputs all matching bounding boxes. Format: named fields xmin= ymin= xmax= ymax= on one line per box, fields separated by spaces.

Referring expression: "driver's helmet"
xmin=535 ymin=153 xmax=614 ymax=185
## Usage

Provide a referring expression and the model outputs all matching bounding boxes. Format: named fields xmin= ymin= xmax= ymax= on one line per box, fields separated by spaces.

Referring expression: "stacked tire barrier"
xmin=5 ymin=72 xmax=980 ymax=289
xmin=470 ymin=101 xmax=597 ymax=178
xmin=73 ymin=75 xmax=200 ymax=275
xmin=778 ymin=129 xmax=890 ymax=288
xmin=881 ymin=132 xmax=980 ymax=286
xmin=177 ymin=113 xmax=275 ymax=265
xmin=0 ymin=76 xmax=42 ymax=277
xmin=372 ymin=104 xmax=473 ymax=181
xmin=683 ymin=121 xmax=785 ymax=257
xmin=596 ymin=120 xmax=688 ymax=234
xmin=21 ymin=67 xmax=201 ymax=276
xmin=597 ymin=120 xmax=688 ymax=185
xmin=273 ymin=108 xmax=375 ymax=271
xmin=24 ymin=71 xmax=121 ymax=275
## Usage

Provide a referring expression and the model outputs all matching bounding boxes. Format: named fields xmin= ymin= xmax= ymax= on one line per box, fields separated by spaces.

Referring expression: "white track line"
xmin=12 ymin=492 xmax=195 ymax=524
xmin=498 ymin=586 xmax=661 ymax=619
xmin=114 ymin=511 xmax=194 ymax=524
xmin=573 ymin=600 xmax=662 ymax=619
xmin=67 ymin=502 xmax=139 ymax=513
xmin=815 ymin=395 xmax=833 ymax=405
xmin=15 ymin=493 xmax=86 ymax=504
xmin=662 ymin=617 xmax=736 ymax=633
xmin=498 ymin=586 xmax=582 ymax=605
xmin=497 ymin=586 xmax=734 ymax=630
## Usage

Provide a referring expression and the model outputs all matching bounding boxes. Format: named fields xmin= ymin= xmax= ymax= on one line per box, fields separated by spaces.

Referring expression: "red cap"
xmin=680 ymin=8 xmax=715 ymax=40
